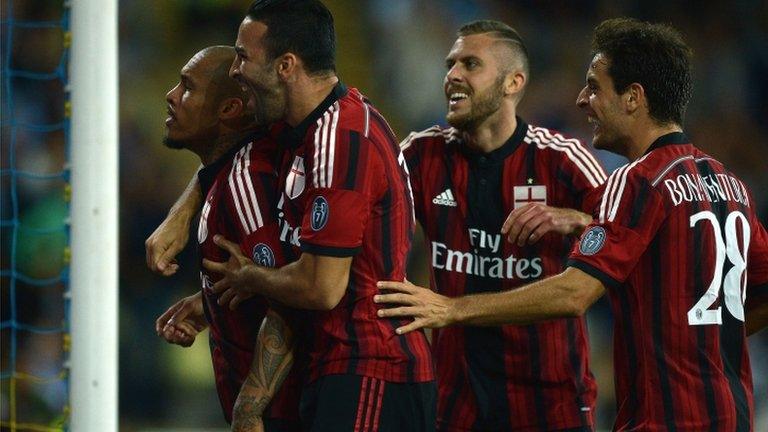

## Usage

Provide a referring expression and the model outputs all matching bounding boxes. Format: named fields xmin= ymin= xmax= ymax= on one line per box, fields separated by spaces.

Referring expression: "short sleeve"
xmin=567 ymin=166 xmax=667 ymax=287
xmin=299 ymin=128 xmax=380 ymax=257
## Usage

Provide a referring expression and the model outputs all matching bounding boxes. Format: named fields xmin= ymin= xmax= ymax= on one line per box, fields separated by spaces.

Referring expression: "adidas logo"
xmin=432 ymin=188 xmax=458 ymax=207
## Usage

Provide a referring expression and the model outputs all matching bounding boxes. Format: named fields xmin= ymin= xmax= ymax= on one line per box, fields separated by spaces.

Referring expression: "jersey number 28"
xmin=688 ymin=210 xmax=750 ymax=326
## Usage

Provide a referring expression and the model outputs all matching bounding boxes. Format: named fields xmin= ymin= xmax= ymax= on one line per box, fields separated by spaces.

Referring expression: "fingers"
xmin=515 ymin=212 xmax=549 ymax=246
xmin=377 ymin=305 xmax=421 ymax=318
xmin=168 ymin=300 xmax=193 ymax=325
xmin=373 ymin=292 xmax=420 ymax=306
xmin=500 ymin=204 xmax=532 ymax=235
xmin=213 ymin=235 xmax=241 ymax=258
xmin=504 ymin=204 xmax=537 ymax=244
xmin=156 ymin=302 xmax=182 ymax=335
xmin=376 ymin=281 xmax=416 ymax=294
xmin=217 ymin=287 xmax=237 ymax=308
xmin=146 ymin=235 xmax=183 ymax=276
xmin=229 ymin=294 xmax=246 ymax=311
xmin=161 ymin=324 xmax=196 ymax=347
xmin=395 ymin=318 xmax=429 ymax=335
xmin=202 ymin=258 xmax=227 ymax=275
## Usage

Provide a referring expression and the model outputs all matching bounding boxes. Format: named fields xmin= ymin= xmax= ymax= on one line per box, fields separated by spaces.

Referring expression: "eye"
xmin=466 ymin=59 xmax=479 ymax=70
xmin=445 ymin=60 xmax=455 ymax=70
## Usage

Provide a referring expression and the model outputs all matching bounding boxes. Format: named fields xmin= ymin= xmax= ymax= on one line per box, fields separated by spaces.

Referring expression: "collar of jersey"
xmin=277 ymin=82 xmax=349 ymax=149
xmin=457 ymin=116 xmax=528 ymax=164
xmin=197 ymin=130 xmax=266 ymax=196
xmin=643 ymin=131 xmax=690 ymax=155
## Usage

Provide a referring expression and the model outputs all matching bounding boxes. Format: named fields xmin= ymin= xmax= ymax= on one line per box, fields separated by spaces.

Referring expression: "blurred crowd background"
xmin=2 ymin=0 xmax=767 ymax=430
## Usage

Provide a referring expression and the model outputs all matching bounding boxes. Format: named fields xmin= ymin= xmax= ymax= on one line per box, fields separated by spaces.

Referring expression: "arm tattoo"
xmin=232 ymin=309 xmax=295 ymax=430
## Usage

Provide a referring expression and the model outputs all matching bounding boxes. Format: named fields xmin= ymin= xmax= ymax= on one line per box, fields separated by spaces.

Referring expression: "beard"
xmin=446 ymin=74 xmax=505 ymax=132
xmin=162 ymin=136 xmax=187 ymax=149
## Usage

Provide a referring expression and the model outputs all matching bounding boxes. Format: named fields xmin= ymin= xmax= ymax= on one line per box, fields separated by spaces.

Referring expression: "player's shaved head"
xmin=457 ymin=20 xmax=530 ymax=78
xmin=191 ymin=46 xmax=252 ymax=116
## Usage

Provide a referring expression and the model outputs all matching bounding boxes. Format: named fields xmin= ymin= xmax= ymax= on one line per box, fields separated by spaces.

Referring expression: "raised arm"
xmin=146 ymin=172 xmax=202 ymax=276
xmin=231 ymin=308 xmax=295 ymax=432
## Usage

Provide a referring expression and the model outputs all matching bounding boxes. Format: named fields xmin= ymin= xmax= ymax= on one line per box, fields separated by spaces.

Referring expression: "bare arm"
xmin=375 ymin=267 xmax=605 ymax=333
xmin=145 ymin=172 xmax=203 ymax=275
xmin=231 ymin=309 xmax=294 ymax=432
xmin=203 ymin=235 xmax=351 ymax=311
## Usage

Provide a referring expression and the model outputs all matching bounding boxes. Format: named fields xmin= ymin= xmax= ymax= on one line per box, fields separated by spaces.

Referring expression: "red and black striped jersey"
xmin=196 ymin=133 xmax=300 ymax=424
xmin=569 ymin=132 xmax=768 ymax=431
xmin=274 ymin=83 xmax=434 ymax=383
xmin=402 ymin=119 xmax=605 ymax=431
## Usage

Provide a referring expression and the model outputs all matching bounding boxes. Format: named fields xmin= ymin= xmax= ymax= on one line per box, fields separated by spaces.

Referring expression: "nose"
xmin=229 ymin=57 xmax=241 ymax=79
xmin=166 ymin=83 xmax=179 ymax=105
xmin=576 ymin=86 xmax=588 ymax=109
xmin=445 ymin=64 xmax=462 ymax=84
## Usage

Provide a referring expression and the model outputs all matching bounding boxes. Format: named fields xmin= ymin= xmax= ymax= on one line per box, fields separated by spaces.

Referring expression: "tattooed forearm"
xmin=231 ymin=309 xmax=295 ymax=430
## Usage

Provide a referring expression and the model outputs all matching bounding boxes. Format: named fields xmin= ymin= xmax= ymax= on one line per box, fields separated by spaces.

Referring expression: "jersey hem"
xmin=567 ymin=258 xmax=621 ymax=289
xmin=300 ymin=242 xmax=362 ymax=257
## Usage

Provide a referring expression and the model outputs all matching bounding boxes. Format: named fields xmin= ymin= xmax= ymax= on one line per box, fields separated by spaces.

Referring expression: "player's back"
xmin=570 ymin=132 xmax=768 ymax=431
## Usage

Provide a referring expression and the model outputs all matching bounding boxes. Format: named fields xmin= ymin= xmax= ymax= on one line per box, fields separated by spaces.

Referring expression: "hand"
xmin=145 ymin=211 xmax=192 ymax=276
xmin=203 ymin=235 xmax=259 ymax=310
xmin=501 ymin=203 xmax=592 ymax=246
xmin=155 ymin=292 xmax=207 ymax=347
xmin=374 ymin=280 xmax=455 ymax=334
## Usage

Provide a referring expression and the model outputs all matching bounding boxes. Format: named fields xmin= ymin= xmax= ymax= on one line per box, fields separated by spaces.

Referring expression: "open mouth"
xmin=165 ymin=107 xmax=176 ymax=125
xmin=448 ymin=92 xmax=469 ymax=107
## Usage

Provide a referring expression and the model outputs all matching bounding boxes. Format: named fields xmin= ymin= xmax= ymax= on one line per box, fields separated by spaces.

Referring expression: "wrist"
xmin=445 ymin=296 xmax=463 ymax=326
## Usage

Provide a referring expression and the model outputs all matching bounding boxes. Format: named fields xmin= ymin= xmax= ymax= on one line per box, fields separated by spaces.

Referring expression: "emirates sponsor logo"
xmin=431 ymin=228 xmax=543 ymax=279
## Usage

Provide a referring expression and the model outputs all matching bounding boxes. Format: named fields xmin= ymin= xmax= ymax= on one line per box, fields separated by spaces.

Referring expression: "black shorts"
xmin=300 ymin=374 xmax=436 ymax=432
xmin=264 ymin=417 xmax=303 ymax=432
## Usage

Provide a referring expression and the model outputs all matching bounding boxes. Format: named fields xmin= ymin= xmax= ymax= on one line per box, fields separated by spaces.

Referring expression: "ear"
xmin=504 ymin=70 xmax=526 ymax=98
xmin=624 ymin=83 xmax=645 ymax=115
xmin=276 ymin=53 xmax=299 ymax=82
xmin=218 ymin=97 xmax=244 ymax=120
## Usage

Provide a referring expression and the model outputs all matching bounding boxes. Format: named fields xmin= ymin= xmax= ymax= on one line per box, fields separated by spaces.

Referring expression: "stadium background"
xmin=4 ymin=0 xmax=767 ymax=430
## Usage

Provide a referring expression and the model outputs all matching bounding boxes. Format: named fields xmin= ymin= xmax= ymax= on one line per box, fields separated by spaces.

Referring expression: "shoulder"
xmin=400 ymin=126 xmax=458 ymax=153
xmin=241 ymin=137 xmax=279 ymax=175
xmin=524 ymin=123 xmax=607 ymax=186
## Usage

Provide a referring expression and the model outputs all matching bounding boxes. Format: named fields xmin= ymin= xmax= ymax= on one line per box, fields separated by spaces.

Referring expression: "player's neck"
xmin=197 ymin=128 xmax=257 ymax=166
xmin=625 ymin=120 xmax=683 ymax=161
xmin=462 ymin=108 xmax=518 ymax=154
xmin=285 ymin=74 xmax=339 ymax=127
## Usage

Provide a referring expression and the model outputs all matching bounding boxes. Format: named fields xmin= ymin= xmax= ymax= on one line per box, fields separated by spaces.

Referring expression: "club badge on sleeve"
xmin=311 ymin=196 xmax=329 ymax=231
xmin=579 ymin=226 xmax=606 ymax=255
xmin=252 ymin=243 xmax=276 ymax=268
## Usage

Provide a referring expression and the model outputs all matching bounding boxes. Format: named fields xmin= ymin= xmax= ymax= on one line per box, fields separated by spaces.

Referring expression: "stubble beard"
xmin=163 ymin=136 xmax=187 ymax=150
xmin=446 ymin=75 xmax=505 ymax=132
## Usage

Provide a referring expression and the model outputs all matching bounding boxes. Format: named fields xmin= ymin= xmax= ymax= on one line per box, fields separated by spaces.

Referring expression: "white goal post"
xmin=69 ymin=0 xmax=119 ymax=429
